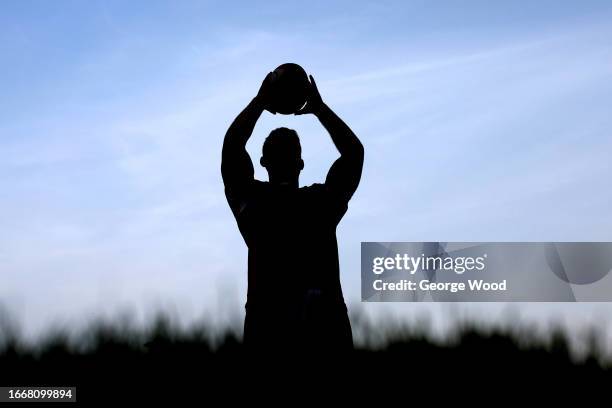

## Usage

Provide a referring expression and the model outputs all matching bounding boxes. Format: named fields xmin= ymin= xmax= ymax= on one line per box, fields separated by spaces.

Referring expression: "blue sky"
xmin=1 ymin=1 xmax=612 ymax=338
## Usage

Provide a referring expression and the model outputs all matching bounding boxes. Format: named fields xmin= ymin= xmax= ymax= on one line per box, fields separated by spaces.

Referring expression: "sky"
xmin=1 ymin=1 xmax=612 ymax=340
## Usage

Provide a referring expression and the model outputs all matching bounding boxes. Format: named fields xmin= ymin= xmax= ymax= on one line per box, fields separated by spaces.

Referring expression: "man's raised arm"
xmin=221 ymin=73 xmax=276 ymax=195
xmin=297 ymin=75 xmax=364 ymax=202
xmin=221 ymin=98 xmax=261 ymax=186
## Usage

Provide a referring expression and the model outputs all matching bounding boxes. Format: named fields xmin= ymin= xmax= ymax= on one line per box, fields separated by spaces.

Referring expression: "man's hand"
xmin=255 ymin=71 xmax=278 ymax=114
xmin=295 ymin=75 xmax=324 ymax=116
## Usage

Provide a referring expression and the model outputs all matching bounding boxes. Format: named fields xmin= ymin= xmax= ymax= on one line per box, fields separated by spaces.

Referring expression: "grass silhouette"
xmin=1 ymin=310 xmax=610 ymax=403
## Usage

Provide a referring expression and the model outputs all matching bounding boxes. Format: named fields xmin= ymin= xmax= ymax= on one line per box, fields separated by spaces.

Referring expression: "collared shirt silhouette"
xmin=222 ymin=72 xmax=364 ymax=350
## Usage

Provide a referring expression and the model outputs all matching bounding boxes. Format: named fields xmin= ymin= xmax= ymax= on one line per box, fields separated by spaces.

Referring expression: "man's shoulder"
xmin=301 ymin=183 xmax=349 ymax=222
xmin=300 ymin=183 xmax=332 ymax=199
xmin=300 ymin=183 xmax=326 ymax=193
xmin=252 ymin=179 xmax=268 ymax=188
xmin=300 ymin=183 xmax=340 ymax=202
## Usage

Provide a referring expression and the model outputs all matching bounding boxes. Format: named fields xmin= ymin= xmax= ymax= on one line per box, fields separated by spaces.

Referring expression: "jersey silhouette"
xmin=222 ymin=73 xmax=363 ymax=351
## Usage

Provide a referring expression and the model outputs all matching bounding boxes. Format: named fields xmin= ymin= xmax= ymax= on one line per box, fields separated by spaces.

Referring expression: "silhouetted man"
xmin=222 ymin=72 xmax=364 ymax=351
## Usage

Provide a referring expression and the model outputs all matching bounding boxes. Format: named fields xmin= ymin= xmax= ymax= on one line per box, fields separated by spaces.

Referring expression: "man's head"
xmin=260 ymin=127 xmax=304 ymax=185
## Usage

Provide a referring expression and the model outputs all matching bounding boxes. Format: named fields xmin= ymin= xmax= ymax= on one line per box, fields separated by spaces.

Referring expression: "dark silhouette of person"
xmin=222 ymin=72 xmax=364 ymax=352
